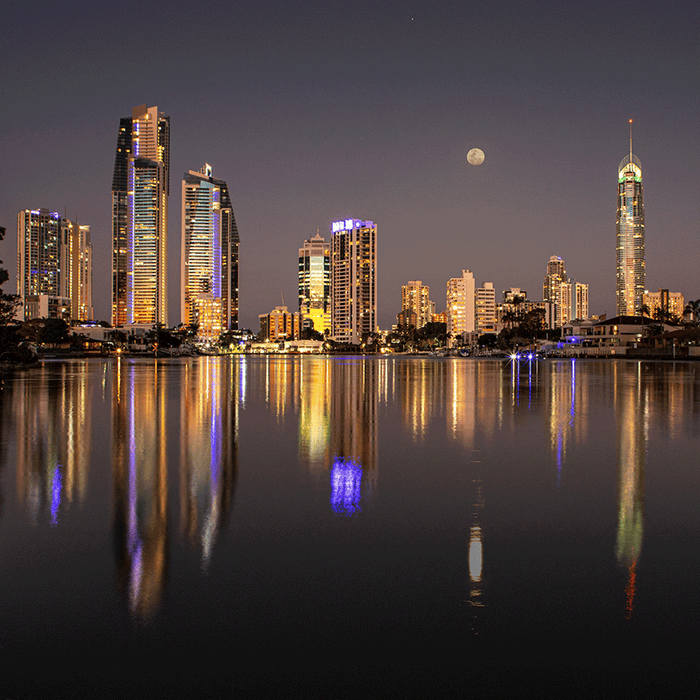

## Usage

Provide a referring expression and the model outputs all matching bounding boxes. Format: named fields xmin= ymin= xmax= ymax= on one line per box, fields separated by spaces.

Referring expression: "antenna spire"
xmin=629 ymin=119 xmax=633 ymax=163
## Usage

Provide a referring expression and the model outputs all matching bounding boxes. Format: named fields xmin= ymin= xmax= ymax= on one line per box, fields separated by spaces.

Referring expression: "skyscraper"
xmin=475 ymin=281 xmax=496 ymax=334
xmin=616 ymin=121 xmax=645 ymax=316
xmin=330 ymin=218 xmax=377 ymax=344
xmin=181 ymin=164 xmax=240 ymax=339
xmin=543 ymin=255 xmax=568 ymax=327
xmin=299 ymin=233 xmax=330 ymax=335
xmin=446 ymin=269 xmax=475 ymax=337
xmin=111 ymin=104 xmax=170 ymax=326
xmin=17 ymin=209 xmax=92 ymax=321
xmin=401 ymin=281 xmax=431 ymax=329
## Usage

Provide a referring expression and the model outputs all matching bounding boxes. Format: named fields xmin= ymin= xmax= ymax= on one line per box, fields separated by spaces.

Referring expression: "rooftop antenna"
xmin=629 ymin=119 xmax=633 ymax=163
xmin=281 ymin=292 xmax=285 ymax=307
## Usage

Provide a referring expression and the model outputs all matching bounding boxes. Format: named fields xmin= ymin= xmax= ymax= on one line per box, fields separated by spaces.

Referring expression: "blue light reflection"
xmin=330 ymin=458 xmax=362 ymax=516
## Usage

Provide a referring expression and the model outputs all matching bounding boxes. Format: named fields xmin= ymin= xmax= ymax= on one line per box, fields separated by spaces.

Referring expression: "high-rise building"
xmin=475 ymin=281 xmax=496 ymax=334
xmin=616 ymin=121 xmax=645 ymax=316
xmin=446 ymin=269 xmax=475 ymax=337
xmin=572 ymin=282 xmax=589 ymax=320
xmin=298 ymin=233 xmax=330 ymax=335
xmin=400 ymin=281 xmax=431 ymax=329
xmin=543 ymin=256 xmax=568 ymax=327
xmin=181 ymin=164 xmax=240 ymax=340
xmin=111 ymin=104 xmax=170 ymax=326
xmin=17 ymin=209 xmax=92 ymax=321
xmin=330 ymin=218 xmax=377 ymax=344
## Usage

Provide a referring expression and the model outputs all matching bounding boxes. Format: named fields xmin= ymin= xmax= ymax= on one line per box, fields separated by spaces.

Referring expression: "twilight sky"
xmin=1 ymin=0 xmax=698 ymax=329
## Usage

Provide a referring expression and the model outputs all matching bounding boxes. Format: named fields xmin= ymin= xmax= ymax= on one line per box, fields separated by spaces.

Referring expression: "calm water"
xmin=1 ymin=356 xmax=699 ymax=697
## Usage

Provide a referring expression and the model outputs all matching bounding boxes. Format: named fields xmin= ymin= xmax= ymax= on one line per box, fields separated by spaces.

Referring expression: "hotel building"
xmin=616 ymin=123 xmax=645 ymax=316
xmin=16 ymin=208 xmax=92 ymax=321
xmin=181 ymin=164 xmax=240 ymax=340
xmin=446 ymin=269 xmax=475 ymax=337
xmin=111 ymin=104 xmax=170 ymax=326
xmin=298 ymin=234 xmax=330 ymax=335
xmin=330 ymin=218 xmax=377 ymax=345
xmin=401 ymin=280 xmax=431 ymax=329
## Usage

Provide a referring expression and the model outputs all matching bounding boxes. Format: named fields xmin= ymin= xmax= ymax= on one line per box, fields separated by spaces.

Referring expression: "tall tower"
xmin=543 ymin=255 xmax=568 ymax=327
xmin=299 ymin=233 xmax=330 ymax=335
xmin=446 ymin=269 xmax=475 ymax=337
xmin=616 ymin=120 xmax=645 ymax=316
xmin=111 ymin=104 xmax=170 ymax=326
xmin=17 ymin=209 xmax=92 ymax=321
xmin=401 ymin=281 xmax=431 ymax=329
xmin=181 ymin=164 xmax=240 ymax=339
xmin=330 ymin=218 xmax=377 ymax=344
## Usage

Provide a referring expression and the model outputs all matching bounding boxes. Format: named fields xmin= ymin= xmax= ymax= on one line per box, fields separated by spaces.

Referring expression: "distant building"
xmin=181 ymin=164 xmax=240 ymax=340
xmin=259 ymin=306 xmax=302 ymax=342
xmin=16 ymin=209 xmax=92 ymax=321
xmin=446 ymin=270 xmax=475 ymax=337
xmin=401 ymin=281 xmax=431 ymax=328
xmin=616 ymin=125 xmax=645 ymax=316
xmin=299 ymin=234 xmax=330 ymax=335
xmin=396 ymin=308 xmax=417 ymax=327
xmin=475 ymin=282 xmax=497 ymax=334
xmin=643 ymin=289 xmax=684 ymax=320
xmin=111 ymin=104 xmax=170 ymax=326
xmin=330 ymin=218 xmax=377 ymax=344
xmin=542 ymin=257 xmax=589 ymax=326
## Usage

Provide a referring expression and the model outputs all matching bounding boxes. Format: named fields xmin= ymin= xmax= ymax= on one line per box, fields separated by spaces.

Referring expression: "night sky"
xmin=1 ymin=0 xmax=698 ymax=329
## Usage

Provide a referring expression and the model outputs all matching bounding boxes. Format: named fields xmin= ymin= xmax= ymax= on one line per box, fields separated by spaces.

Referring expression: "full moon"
xmin=467 ymin=148 xmax=485 ymax=166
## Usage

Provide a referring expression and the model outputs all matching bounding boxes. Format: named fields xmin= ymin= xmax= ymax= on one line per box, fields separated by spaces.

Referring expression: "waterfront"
xmin=1 ymin=356 xmax=699 ymax=696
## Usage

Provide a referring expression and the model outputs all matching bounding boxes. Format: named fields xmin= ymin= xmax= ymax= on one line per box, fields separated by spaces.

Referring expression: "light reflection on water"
xmin=0 ymin=356 xmax=699 ymax=650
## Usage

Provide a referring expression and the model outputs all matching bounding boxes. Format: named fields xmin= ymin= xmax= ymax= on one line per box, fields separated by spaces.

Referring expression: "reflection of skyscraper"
xmin=181 ymin=164 xmax=240 ymax=339
xmin=298 ymin=358 xmax=331 ymax=472
xmin=111 ymin=104 xmax=170 ymax=326
xmin=111 ymin=360 xmax=168 ymax=619
xmin=299 ymin=234 xmax=330 ymax=335
xmin=615 ymin=363 xmax=646 ymax=619
xmin=616 ymin=122 xmax=645 ymax=316
xmin=328 ymin=359 xmax=378 ymax=513
xmin=179 ymin=359 xmax=238 ymax=568
xmin=330 ymin=218 xmax=377 ymax=344
xmin=13 ymin=364 xmax=92 ymax=522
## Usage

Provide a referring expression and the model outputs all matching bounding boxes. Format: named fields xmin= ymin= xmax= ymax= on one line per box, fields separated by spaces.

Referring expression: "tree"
xmin=0 ymin=226 xmax=20 ymax=327
xmin=38 ymin=318 xmax=69 ymax=347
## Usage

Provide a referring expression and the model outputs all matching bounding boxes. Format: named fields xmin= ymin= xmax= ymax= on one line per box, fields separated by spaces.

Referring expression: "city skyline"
xmin=1 ymin=1 xmax=698 ymax=330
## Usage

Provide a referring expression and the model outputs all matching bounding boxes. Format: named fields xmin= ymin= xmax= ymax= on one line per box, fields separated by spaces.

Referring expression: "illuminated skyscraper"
xmin=17 ymin=209 xmax=92 ymax=321
xmin=616 ymin=121 xmax=645 ymax=316
xmin=401 ymin=280 xmax=431 ymax=329
xmin=475 ymin=281 xmax=496 ymax=334
xmin=181 ymin=164 xmax=240 ymax=339
xmin=330 ymin=218 xmax=377 ymax=344
xmin=543 ymin=255 xmax=568 ymax=327
xmin=446 ymin=269 xmax=475 ymax=337
xmin=298 ymin=233 xmax=330 ymax=335
xmin=111 ymin=104 xmax=170 ymax=326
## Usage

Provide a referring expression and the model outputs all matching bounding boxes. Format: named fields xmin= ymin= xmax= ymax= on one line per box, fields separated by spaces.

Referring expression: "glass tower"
xmin=330 ymin=218 xmax=377 ymax=345
xmin=181 ymin=164 xmax=240 ymax=339
xmin=298 ymin=234 xmax=330 ymax=335
xmin=112 ymin=105 xmax=170 ymax=326
xmin=616 ymin=124 xmax=645 ymax=316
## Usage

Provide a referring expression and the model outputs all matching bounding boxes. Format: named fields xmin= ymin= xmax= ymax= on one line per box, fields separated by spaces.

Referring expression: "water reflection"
xmin=615 ymin=363 xmax=647 ymax=620
xmin=1 ymin=357 xmax=699 ymax=637
xmin=10 ymin=363 xmax=91 ymax=524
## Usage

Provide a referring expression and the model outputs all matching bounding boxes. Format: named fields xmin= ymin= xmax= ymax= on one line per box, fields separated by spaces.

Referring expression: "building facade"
xmin=111 ymin=104 xmax=170 ymax=326
xmin=475 ymin=281 xmax=497 ymax=334
xmin=259 ymin=306 xmax=302 ymax=342
xmin=446 ymin=269 xmax=475 ymax=337
xmin=400 ymin=280 xmax=431 ymax=329
xmin=616 ymin=128 xmax=645 ymax=316
xmin=543 ymin=256 xmax=568 ymax=327
xmin=330 ymin=218 xmax=377 ymax=344
xmin=299 ymin=234 xmax=330 ymax=335
xmin=643 ymin=289 xmax=684 ymax=320
xmin=17 ymin=209 xmax=92 ymax=321
xmin=181 ymin=164 xmax=240 ymax=340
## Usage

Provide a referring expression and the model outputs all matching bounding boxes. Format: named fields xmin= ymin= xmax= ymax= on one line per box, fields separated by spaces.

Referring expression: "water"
xmin=0 ymin=356 xmax=698 ymax=697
